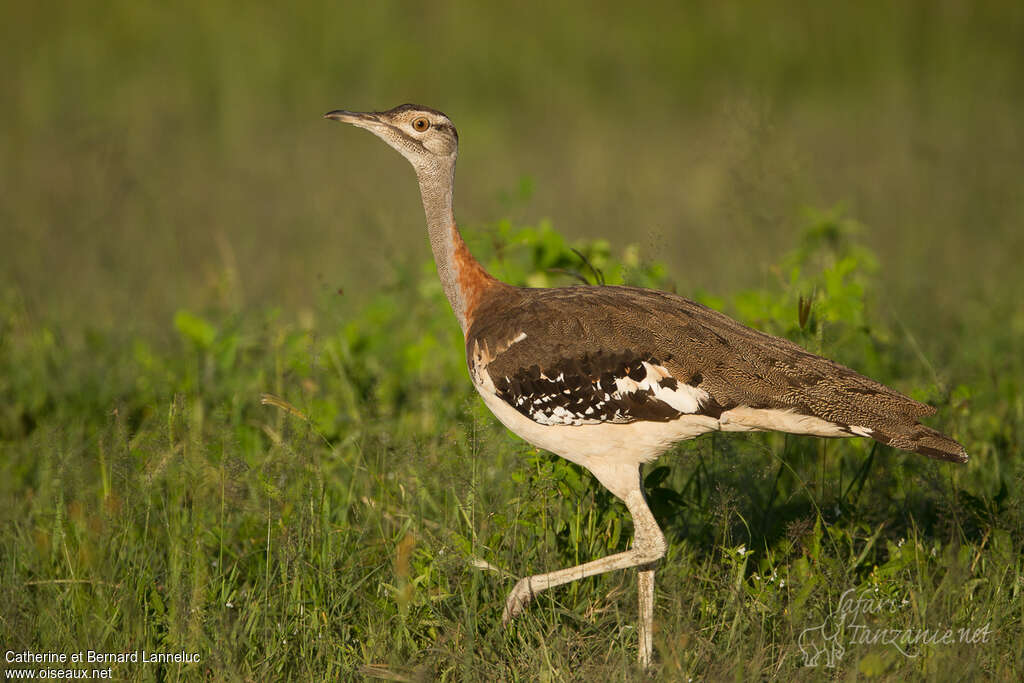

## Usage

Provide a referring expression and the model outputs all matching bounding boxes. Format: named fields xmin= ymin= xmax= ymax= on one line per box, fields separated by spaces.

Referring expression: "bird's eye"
xmin=412 ymin=117 xmax=430 ymax=132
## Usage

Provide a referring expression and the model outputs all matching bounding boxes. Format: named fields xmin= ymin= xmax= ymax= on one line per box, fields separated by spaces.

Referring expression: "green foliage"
xmin=480 ymin=219 xmax=668 ymax=290
xmin=732 ymin=206 xmax=879 ymax=333
xmin=725 ymin=207 xmax=887 ymax=375
xmin=0 ymin=216 xmax=1021 ymax=680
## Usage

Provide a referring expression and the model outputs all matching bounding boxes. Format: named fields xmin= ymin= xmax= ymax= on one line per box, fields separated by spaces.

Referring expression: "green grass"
xmin=2 ymin=215 xmax=1021 ymax=680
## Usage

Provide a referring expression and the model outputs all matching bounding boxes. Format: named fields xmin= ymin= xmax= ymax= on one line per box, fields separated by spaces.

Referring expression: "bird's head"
xmin=324 ymin=103 xmax=458 ymax=175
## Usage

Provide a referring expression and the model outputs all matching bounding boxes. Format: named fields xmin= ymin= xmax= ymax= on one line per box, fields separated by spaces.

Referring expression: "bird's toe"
xmin=502 ymin=578 xmax=535 ymax=624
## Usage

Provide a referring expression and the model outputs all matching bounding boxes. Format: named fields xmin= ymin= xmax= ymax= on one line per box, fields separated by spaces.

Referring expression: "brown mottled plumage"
xmin=326 ymin=103 xmax=968 ymax=668
xmin=468 ymin=284 xmax=965 ymax=462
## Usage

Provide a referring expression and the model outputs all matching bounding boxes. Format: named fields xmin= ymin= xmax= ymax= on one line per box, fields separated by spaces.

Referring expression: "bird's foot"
xmin=502 ymin=577 xmax=535 ymax=625
xmin=469 ymin=557 xmax=505 ymax=575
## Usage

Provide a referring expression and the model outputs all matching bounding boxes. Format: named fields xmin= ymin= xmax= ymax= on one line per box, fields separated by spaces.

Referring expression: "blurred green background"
xmin=3 ymin=0 xmax=1022 ymax=345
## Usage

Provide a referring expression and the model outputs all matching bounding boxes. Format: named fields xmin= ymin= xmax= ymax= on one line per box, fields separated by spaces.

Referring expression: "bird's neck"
xmin=416 ymin=165 xmax=499 ymax=335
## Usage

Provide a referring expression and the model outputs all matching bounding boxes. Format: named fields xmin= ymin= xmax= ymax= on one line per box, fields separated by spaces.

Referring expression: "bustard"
xmin=325 ymin=104 xmax=968 ymax=667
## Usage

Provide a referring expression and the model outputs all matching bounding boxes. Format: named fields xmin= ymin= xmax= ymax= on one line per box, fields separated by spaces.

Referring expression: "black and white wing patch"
xmin=491 ymin=350 xmax=712 ymax=426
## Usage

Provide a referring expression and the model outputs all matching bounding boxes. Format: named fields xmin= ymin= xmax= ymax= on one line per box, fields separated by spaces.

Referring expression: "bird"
xmin=324 ymin=103 xmax=968 ymax=668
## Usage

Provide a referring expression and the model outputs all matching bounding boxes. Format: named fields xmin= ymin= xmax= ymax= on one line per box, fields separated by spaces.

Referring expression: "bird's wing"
xmin=466 ymin=285 xmax=966 ymax=462
xmin=467 ymin=286 xmax=716 ymax=426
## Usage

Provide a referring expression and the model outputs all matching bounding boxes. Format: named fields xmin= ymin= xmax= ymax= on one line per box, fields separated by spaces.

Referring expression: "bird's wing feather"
xmin=466 ymin=285 xmax=965 ymax=461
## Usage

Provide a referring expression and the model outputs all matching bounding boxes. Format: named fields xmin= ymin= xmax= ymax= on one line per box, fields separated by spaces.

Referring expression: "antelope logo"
xmin=799 ymin=613 xmax=846 ymax=668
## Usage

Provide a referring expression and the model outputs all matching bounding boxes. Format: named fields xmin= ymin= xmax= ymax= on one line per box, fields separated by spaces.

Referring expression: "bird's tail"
xmin=870 ymin=422 xmax=968 ymax=463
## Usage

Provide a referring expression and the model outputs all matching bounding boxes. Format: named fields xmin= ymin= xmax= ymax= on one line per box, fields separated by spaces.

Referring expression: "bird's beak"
xmin=324 ymin=107 xmax=419 ymax=162
xmin=324 ymin=109 xmax=382 ymax=131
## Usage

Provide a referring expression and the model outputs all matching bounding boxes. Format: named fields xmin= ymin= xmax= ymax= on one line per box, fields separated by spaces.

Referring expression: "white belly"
xmin=475 ymin=383 xmax=721 ymax=470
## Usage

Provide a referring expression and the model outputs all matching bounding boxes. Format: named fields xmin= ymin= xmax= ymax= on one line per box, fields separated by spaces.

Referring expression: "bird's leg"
xmin=502 ymin=464 xmax=665 ymax=667
xmin=637 ymin=562 xmax=656 ymax=668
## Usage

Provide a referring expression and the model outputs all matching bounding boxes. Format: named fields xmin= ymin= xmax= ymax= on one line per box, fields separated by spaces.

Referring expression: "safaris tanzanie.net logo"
xmin=798 ymin=587 xmax=992 ymax=667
